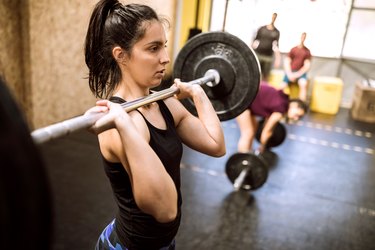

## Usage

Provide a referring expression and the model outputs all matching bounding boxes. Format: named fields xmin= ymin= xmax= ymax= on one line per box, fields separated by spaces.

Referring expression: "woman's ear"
xmin=112 ymin=46 xmax=126 ymax=64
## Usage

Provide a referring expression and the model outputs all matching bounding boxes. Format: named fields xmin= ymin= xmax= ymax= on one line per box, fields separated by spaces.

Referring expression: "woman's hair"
xmin=289 ymin=98 xmax=308 ymax=114
xmin=84 ymin=0 xmax=163 ymax=98
xmin=285 ymin=98 xmax=308 ymax=124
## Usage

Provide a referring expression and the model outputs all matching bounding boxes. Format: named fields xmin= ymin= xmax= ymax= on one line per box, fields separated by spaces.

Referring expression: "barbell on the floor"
xmin=225 ymin=152 xmax=268 ymax=191
xmin=225 ymin=120 xmax=287 ymax=191
xmin=32 ymin=31 xmax=261 ymax=144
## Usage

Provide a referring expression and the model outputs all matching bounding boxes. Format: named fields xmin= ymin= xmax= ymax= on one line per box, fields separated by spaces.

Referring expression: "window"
xmin=209 ymin=0 xmax=375 ymax=61
xmin=342 ymin=8 xmax=375 ymax=61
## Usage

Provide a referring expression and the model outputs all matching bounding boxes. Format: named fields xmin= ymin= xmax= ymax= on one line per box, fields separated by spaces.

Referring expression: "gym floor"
xmin=39 ymin=107 xmax=375 ymax=250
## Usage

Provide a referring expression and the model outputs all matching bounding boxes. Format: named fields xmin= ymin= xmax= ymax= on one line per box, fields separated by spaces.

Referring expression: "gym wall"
xmin=0 ymin=0 xmax=176 ymax=130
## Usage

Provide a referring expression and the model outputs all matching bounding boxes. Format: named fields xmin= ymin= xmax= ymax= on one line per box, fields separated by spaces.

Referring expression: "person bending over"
xmin=84 ymin=1 xmax=225 ymax=249
xmin=236 ymin=81 xmax=307 ymax=154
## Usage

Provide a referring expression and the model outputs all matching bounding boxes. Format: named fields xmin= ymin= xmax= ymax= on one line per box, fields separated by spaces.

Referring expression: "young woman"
xmin=84 ymin=1 xmax=225 ymax=249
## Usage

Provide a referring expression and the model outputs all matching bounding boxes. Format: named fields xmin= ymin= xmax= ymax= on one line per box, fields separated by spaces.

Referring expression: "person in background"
xmin=281 ymin=32 xmax=312 ymax=102
xmin=236 ymin=81 xmax=307 ymax=154
xmin=84 ymin=0 xmax=225 ymax=249
xmin=252 ymin=12 xmax=281 ymax=81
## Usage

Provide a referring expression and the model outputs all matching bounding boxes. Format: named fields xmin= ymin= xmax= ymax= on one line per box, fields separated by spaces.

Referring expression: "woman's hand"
xmin=85 ymin=100 xmax=130 ymax=134
xmin=168 ymin=78 xmax=226 ymax=157
xmin=173 ymin=78 xmax=204 ymax=100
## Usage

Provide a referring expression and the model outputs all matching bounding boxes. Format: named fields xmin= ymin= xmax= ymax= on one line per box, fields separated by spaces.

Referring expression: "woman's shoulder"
xmin=163 ymin=97 xmax=186 ymax=126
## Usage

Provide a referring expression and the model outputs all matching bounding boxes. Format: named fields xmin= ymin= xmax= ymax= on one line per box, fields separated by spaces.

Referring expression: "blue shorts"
xmin=95 ymin=220 xmax=176 ymax=250
xmin=95 ymin=220 xmax=126 ymax=250
xmin=283 ymin=72 xmax=308 ymax=84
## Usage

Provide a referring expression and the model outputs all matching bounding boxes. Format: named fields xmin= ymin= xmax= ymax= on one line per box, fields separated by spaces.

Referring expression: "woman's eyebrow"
xmin=145 ymin=40 xmax=168 ymax=46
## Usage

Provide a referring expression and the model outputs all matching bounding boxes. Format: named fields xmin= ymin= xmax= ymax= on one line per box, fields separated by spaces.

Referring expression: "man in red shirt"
xmin=281 ymin=32 xmax=312 ymax=101
xmin=236 ymin=81 xmax=307 ymax=153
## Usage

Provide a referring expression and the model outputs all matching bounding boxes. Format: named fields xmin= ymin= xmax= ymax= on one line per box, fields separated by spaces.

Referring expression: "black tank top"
xmin=102 ymin=96 xmax=183 ymax=250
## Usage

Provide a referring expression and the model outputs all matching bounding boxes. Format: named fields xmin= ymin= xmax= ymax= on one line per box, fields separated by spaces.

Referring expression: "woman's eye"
xmin=150 ymin=46 xmax=158 ymax=52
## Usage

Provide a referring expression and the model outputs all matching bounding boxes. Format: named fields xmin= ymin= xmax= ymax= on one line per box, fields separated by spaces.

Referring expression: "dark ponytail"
xmin=84 ymin=0 xmax=162 ymax=98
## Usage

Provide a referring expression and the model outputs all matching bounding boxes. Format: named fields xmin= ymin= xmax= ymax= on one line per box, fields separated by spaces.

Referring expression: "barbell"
xmin=225 ymin=152 xmax=268 ymax=191
xmin=31 ymin=31 xmax=260 ymax=144
xmin=225 ymin=120 xmax=287 ymax=191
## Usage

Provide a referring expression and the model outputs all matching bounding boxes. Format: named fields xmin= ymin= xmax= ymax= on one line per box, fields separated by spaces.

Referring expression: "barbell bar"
xmin=31 ymin=69 xmax=221 ymax=144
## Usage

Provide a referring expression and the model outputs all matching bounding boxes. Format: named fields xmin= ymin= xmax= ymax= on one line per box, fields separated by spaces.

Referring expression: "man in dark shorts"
xmin=252 ymin=12 xmax=281 ymax=81
xmin=236 ymin=81 xmax=307 ymax=153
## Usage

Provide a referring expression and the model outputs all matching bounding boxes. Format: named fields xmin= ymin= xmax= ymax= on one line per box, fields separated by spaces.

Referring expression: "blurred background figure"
xmin=252 ymin=12 xmax=281 ymax=81
xmin=236 ymin=81 xmax=307 ymax=154
xmin=281 ymin=32 xmax=312 ymax=102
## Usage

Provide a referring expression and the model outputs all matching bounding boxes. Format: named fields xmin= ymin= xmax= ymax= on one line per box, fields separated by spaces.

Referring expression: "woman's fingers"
xmin=173 ymin=78 xmax=201 ymax=100
xmin=85 ymin=100 xmax=126 ymax=134
xmin=85 ymin=100 xmax=110 ymax=115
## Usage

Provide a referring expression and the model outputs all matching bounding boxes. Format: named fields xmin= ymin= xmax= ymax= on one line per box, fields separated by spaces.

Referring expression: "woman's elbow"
xmin=136 ymin=195 xmax=178 ymax=223
xmin=153 ymin=208 xmax=178 ymax=223
xmin=212 ymin=143 xmax=226 ymax=157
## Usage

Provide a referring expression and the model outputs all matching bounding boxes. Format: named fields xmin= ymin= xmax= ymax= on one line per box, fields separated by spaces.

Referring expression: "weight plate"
xmin=173 ymin=31 xmax=261 ymax=121
xmin=225 ymin=152 xmax=268 ymax=190
xmin=256 ymin=119 xmax=287 ymax=148
xmin=0 ymin=76 xmax=53 ymax=249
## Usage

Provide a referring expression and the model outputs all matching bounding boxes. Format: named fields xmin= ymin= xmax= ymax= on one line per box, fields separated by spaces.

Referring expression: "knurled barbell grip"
xmin=31 ymin=69 xmax=220 ymax=144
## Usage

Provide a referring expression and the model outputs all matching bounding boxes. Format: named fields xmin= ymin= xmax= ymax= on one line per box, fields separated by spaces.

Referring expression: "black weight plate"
xmin=256 ymin=119 xmax=287 ymax=148
xmin=173 ymin=31 xmax=261 ymax=121
xmin=0 ymin=76 xmax=53 ymax=249
xmin=225 ymin=152 xmax=268 ymax=190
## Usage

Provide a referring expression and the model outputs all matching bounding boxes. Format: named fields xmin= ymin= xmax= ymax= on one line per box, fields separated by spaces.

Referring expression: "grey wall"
xmin=308 ymin=56 xmax=375 ymax=108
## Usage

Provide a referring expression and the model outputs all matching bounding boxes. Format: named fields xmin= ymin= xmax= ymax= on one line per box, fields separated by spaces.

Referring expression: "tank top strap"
xmin=109 ymin=96 xmax=126 ymax=104
xmin=108 ymin=96 xmax=175 ymax=128
xmin=156 ymin=100 xmax=175 ymax=127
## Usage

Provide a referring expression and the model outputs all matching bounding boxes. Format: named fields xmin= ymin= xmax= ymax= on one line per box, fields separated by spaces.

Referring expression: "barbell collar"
xmin=204 ymin=69 xmax=220 ymax=87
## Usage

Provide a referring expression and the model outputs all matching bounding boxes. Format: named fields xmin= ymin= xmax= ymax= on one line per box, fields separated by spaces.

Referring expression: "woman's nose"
xmin=160 ymin=48 xmax=170 ymax=65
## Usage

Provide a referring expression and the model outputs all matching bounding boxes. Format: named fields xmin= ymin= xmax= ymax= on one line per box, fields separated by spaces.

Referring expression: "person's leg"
xmin=297 ymin=74 xmax=308 ymax=101
xmin=257 ymin=112 xmax=283 ymax=153
xmin=262 ymin=59 xmax=273 ymax=81
xmin=256 ymin=54 xmax=272 ymax=81
xmin=257 ymin=57 xmax=266 ymax=80
xmin=236 ymin=110 xmax=258 ymax=153
xmin=279 ymin=73 xmax=290 ymax=91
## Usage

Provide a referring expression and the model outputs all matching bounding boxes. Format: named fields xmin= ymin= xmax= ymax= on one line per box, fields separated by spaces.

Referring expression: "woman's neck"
xmin=113 ymin=81 xmax=150 ymax=101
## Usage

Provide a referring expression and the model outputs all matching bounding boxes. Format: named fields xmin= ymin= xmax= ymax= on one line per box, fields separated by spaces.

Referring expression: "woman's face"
xmin=287 ymin=102 xmax=305 ymax=121
xmin=124 ymin=20 xmax=170 ymax=89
